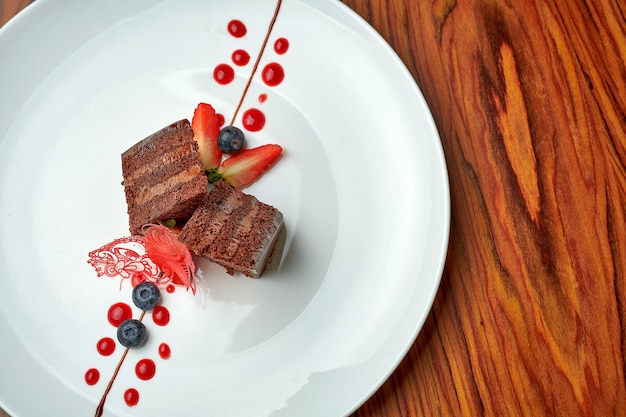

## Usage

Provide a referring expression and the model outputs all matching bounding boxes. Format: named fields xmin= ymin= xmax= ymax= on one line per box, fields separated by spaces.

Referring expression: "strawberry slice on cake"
xmin=217 ymin=144 xmax=282 ymax=188
xmin=191 ymin=102 xmax=222 ymax=171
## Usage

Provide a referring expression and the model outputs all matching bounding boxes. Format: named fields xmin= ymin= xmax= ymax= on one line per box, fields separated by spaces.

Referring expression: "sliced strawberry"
xmin=143 ymin=224 xmax=196 ymax=294
xmin=218 ymin=144 xmax=282 ymax=188
xmin=191 ymin=103 xmax=222 ymax=170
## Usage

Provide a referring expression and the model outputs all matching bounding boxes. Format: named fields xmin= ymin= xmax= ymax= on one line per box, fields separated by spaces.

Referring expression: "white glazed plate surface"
xmin=0 ymin=0 xmax=449 ymax=416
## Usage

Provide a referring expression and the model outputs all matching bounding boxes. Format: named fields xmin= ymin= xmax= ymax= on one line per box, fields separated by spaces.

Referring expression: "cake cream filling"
xmin=225 ymin=202 xmax=260 ymax=258
xmin=195 ymin=193 xmax=240 ymax=254
xmin=123 ymin=143 xmax=197 ymax=185
xmin=132 ymin=165 xmax=204 ymax=207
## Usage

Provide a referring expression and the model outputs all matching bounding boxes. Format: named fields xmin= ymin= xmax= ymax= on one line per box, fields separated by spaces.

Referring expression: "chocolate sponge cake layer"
xmin=179 ymin=180 xmax=284 ymax=278
xmin=122 ymin=119 xmax=208 ymax=234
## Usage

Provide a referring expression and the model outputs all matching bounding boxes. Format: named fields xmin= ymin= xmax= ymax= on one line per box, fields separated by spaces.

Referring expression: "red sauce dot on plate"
xmin=124 ymin=388 xmax=140 ymax=407
xmin=85 ymin=368 xmax=100 ymax=386
xmin=242 ymin=108 xmax=266 ymax=132
xmin=158 ymin=343 xmax=171 ymax=359
xmin=213 ymin=63 xmax=235 ymax=85
xmin=96 ymin=337 xmax=116 ymax=356
xmin=261 ymin=62 xmax=285 ymax=87
xmin=135 ymin=358 xmax=156 ymax=381
xmin=216 ymin=113 xmax=226 ymax=127
xmin=152 ymin=305 xmax=170 ymax=326
xmin=107 ymin=303 xmax=132 ymax=327
xmin=259 ymin=93 xmax=267 ymax=103
xmin=232 ymin=49 xmax=250 ymax=66
xmin=274 ymin=37 xmax=289 ymax=54
xmin=228 ymin=19 xmax=247 ymax=38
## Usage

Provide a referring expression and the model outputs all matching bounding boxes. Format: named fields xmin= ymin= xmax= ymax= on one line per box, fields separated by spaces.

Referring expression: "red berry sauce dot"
xmin=274 ymin=37 xmax=289 ymax=54
xmin=96 ymin=337 xmax=116 ymax=356
xmin=228 ymin=19 xmax=247 ymax=38
xmin=107 ymin=302 xmax=132 ymax=327
xmin=152 ymin=305 xmax=170 ymax=326
xmin=166 ymin=284 xmax=176 ymax=294
xmin=242 ymin=108 xmax=266 ymax=132
xmin=124 ymin=388 xmax=140 ymax=407
xmin=85 ymin=368 xmax=100 ymax=386
xmin=232 ymin=49 xmax=250 ymax=66
xmin=262 ymin=62 xmax=285 ymax=87
xmin=213 ymin=63 xmax=235 ymax=85
xmin=135 ymin=358 xmax=156 ymax=381
xmin=216 ymin=113 xmax=226 ymax=127
xmin=158 ymin=343 xmax=171 ymax=360
xmin=259 ymin=93 xmax=267 ymax=103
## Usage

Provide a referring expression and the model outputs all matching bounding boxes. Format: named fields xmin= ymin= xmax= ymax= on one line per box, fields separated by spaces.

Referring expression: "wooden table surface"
xmin=3 ymin=0 xmax=626 ymax=416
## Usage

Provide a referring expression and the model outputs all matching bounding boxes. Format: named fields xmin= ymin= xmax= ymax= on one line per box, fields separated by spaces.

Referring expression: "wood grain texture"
xmin=0 ymin=0 xmax=30 ymax=27
xmin=1 ymin=0 xmax=626 ymax=416
xmin=343 ymin=0 xmax=626 ymax=416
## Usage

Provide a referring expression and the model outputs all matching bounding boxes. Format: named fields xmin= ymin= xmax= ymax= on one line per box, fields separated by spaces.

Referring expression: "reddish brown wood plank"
xmin=0 ymin=0 xmax=30 ymax=27
xmin=344 ymin=0 xmax=626 ymax=415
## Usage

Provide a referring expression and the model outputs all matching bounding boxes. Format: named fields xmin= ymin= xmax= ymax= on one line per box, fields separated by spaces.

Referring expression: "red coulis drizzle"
xmin=93 ymin=310 xmax=145 ymax=416
xmin=158 ymin=343 xmax=172 ymax=359
xmin=274 ymin=37 xmax=289 ymax=54
xmin=91 ymin=2 xmax=285 ymax=416
xmin=232 ymin=49 xmax=251 ymax=66
xmin=136 ymin=358 xmax=157 ymax=380
xmin=124 ymin=388 xmax=140 ymax=407
xmin=228 ymin=19 xmax=247 ymax=37
xmin=242 ymin=108 xmax=266 ymax=132
xmin=262 ymin=62 xmax=285 ymax=86
xmin=97 ymin=337 xmax=116 ymax=356
xmin=214 ymin=63 xmax=235 ymax=85
xmin=224 ymin=0 xmax=284 ymax=129
xmin=217 ymin=113 xmax=226 ymax=127
xmin=152 ymin=305 xmax=170 ymax=326
xmin=85 ymin=368 xmax=100 ymax=386
xmin=107 ymin=302 xmax=132 ymax=327
xmin=213 ymin=2 xmax=286 ymax=128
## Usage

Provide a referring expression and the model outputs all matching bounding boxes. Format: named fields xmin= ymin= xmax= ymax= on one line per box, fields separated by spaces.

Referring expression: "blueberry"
xmin=117 ymin=319 xmax=147 ymax=348
xmin=132 ymin=282 xmax=161 ymax=311
xmin=217 ymin=126 xmax=246 ymax=154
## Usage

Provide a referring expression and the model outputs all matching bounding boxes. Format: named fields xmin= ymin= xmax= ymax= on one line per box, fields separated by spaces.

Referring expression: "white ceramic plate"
xmin=0 ymin=0 xmax=449 ymax=416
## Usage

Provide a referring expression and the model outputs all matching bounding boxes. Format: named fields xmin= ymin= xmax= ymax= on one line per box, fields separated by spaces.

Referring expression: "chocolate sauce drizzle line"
xmin=94 ymin=310 xmax=146 ymax=417
xmin=95 ymin=3 xmax=284 ymax=414
xmin=229 ymin=0 xmax=283 ymax=126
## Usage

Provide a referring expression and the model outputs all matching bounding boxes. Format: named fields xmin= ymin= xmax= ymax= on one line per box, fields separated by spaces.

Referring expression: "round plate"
xmin=0 ymin=0 xmax=449 ymax=416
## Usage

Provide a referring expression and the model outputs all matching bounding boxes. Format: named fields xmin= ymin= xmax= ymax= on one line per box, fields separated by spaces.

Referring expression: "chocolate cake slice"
xmin=178 ymin=180 xmax=284 ymax=277
xmin=122 ymin=119 xmax=208 ymax=234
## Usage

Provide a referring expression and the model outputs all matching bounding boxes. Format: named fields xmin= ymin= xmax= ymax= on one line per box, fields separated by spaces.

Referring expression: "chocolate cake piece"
xmin=122 ymin=119 xmax=208 ymax=234
xmin=178 ymin=180 xmax=284 ymax=277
